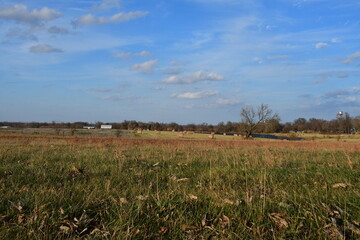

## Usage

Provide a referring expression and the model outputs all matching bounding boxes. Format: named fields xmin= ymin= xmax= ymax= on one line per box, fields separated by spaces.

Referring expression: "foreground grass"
xmin=0 ymin=133 xmax=359 ymax=239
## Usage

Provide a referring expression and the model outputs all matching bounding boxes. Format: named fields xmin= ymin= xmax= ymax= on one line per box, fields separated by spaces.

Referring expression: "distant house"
xmin=83 ymin=126 xmax=95 ymax=129
xmin=101 ymin=125 xmax=112 ymax=129
xmin=0 ymin=126 xmax=9 ymax=129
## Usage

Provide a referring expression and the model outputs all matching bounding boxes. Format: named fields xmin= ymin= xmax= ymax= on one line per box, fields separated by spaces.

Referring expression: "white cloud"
xmin=343 ymin=51 xmax=360 ymax=64
xmin=353 ymin=86 xmax=360 ymax=93
xmin=346 ymin=96 xmax=357 ymax=102
xmin=172 ymin=90 xmax=218 ymax=99
xmin=48 ymin=26 xmax=70 ymax=35
xmin=113 ymin=51 xmax=151 ymax=59
xmin=101 ymin=95 xmax=130 ymax=101
xmin=315 ymin=42 xmax=328 ymax=48
xmin=161 ymin=71 xmax=224 ymax=84
xmin=266 ymin=25 xmax=275 ymax=30
xmin=331 ymin=38 xmax=341 ymax=43
xmin=29 ymin=44 xmax=63 ymax=53
xmin=170 ymin=61 xmax=186 ymax=66
xmin=267 ymin=55 xmax=289 ymax=60
xmin=92 ymin=0 xmax=121 ymax=11
xmin=87 ymin=88 xmax=111 ymax=93
xmin=252 ymin=57 xmax=263 ymax=64
xmin=323 ymin=89 xmax=350 ymax=98
xmin=336 ymin=73 xmax=348 ymax=78
xmin=314 ymin=71 xmax=349 ymax=83
xmin=164 ymin=68 xmax=183 ymax=75
xmin=215 ymin=98 xmax=243 ymax=105
xmin=131 ymin=59 xmax=157 ymax=73
xmin=151 ymin=86 xmax=163 ymax=90
xmin=73 ymin=11 xmax=149 ymax=26
xmin=113 ymin=52 xmax=132 ymax=58
xmin=0 ymin=4 xmax=62 ymax=25
xmin=6 ymin=27 xmax=38 ymax=41
xmin=189 ymin=0 xmax=258 ymax=7
xmin=184 ymin=104 xmax=195 ymax=109
xmin=323 ymin=87 xmax=360 ymax=99
xmin=135 ymin=51 xmax=151 ymax=57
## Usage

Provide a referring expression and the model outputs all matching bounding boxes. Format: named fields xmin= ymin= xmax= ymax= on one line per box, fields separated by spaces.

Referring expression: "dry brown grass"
xmin=0 ymin=131 xmax=359 ymax=239
xmin=1 ymin=132 xmax=360 ymax=152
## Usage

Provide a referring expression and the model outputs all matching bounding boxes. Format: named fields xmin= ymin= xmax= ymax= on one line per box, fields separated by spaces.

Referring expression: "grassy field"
xmin=0 ymin=131 xmax=360 ymax=239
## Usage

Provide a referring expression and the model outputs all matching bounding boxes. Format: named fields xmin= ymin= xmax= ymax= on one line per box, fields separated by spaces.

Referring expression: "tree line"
xmin=1 ymin=115 xmax=359 ymax=134
xmin=1 ymin=104 xmax=359 ymax=134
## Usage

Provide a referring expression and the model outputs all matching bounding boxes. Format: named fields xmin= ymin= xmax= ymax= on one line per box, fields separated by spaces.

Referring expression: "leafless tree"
xmin=240 ymin=104 xmax=279 ymax=138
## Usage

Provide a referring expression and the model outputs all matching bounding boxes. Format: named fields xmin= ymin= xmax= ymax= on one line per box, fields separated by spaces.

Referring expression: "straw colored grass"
xmin=0 ymin=132 xmax=359 ymax=239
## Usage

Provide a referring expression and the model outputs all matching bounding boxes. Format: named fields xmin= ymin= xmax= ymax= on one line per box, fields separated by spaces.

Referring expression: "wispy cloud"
xmin=170 ymin=61 xmax=186 ymax=66
xmin=267 ymin=55 xmax=289 ymax=60
xmin=92 ymin=0 xmax=121 ymax=11
xmin=6 ymin=28 xmax=38 ymax=41
xmin=131 ymin=59 xmax=157 ymax=73
xmin=29 ymin=44 xmax=63 ymax=53
xmin=215 ymin=98 xmax=243 ymax=105
xmin=323 ymin=87 xmax=360 ymax=99
xmin=336 ymin=73 xmax=348 ymax=78
xmin=48 ymin=26 xmax=70 ymax=35
xmin=172 ymin=90 xmax=218 ymax=99
xmin=151 ymin=86 xmax=163 ymax=90
xmin=113 ymin=51 xmax=151 ymax=59
xmin=313 ymin=71 xmax=349 ymax=83
xmin=331 ymin=38 xmax=341 ymax=43
xmin=174 ymin=32 xmax=213 ymax=49
xmin=87 ymin=88 xmax=111 ymax=93
xmin=163 ymin=68 xmax=184 ymax=75
xmin=0 ymin=4 xmax=62 ymax=25
xmin=101 ymin=94 xmax=132 ymax=101
xmin=73 ymin=11 xmax=149 ymax=26
xmin=323 ymin=89 xmax=350 ymax=99
xmin=5 ymin=25 xmax=71 ymax=42
xmin=161 ymin=71 xmax=224 ymax=84
xmin=343 ymin=51 xmax=360 ymax=64
xmin=315 ymin=42 xmax=328 ymax=49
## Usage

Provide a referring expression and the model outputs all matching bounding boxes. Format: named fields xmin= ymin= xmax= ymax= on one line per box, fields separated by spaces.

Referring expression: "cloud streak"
xmin=113 ymin=51 xmax=151 ymax=59
xmin=215 ymin=98 xmax=243 ymax=105
xmin=29 ymin=44 xmax=63 ymax=53
xmin=92 ymin=0 xmax=121 ymax=11
xmin=343 ymin=51 xmax=360 ymax=64
xmin=131 ymin=59 xmax=157 ymax=73
xmin=161 ymin=71 xmax=224 ymax=84
xmin=73 ymin=11 xmax=149 ymax=26
xmin=315 ymin=42 xmax=328 ymax=49
xmin=0 ymin=4 xmax=62 ymax=25
xmin=172 ymin=90 xmax=218 ymax=99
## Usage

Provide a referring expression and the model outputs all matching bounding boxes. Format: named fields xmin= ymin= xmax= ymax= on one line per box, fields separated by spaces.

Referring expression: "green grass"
xmin=0 ymin=134 xmax=359 ymax=239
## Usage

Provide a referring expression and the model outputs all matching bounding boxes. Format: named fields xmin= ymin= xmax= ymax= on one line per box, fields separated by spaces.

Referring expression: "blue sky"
xmin=0 ymin=0 xmax=360 ymax=124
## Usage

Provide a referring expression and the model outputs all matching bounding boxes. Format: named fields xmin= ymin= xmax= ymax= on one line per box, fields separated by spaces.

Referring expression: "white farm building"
xmin=101 ymin=125 xmax=112 ymax=129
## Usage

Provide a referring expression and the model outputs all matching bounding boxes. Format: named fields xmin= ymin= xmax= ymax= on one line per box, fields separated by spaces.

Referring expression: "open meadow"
xmin=1 ymin=130 xmax=360 ymax=239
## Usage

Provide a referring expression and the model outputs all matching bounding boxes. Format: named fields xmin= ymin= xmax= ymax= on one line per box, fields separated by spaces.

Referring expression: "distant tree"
xmin=281 ymin=122 xmax=292 ymax=133
xmin=293 ymin=118 xmax=307 ymax=132
xmin=215 ymin=122 xmax=226 ymax=133
xmin=352 ymin=115 xmax=360 ymax=131
xmin=127 ymin=121 xmax=139 ymax=130
xmin=184 ymin=123 xmax=196 ymax=131
xmin=308 ymin=118 xmax=325 ymax=132
xmin=263 ymin=118 xmax=282 ymax=133
xmin=240 ymin=104 xmax=279 ymax=138
xmin=95 ymin=121 xmax=102 ymax=129
xmin=339 ymin=112 xmax=352 ymax=133
xmin=225 ymin=121 xmax=235 ymax=132
xmin=168 ymin=122 xmax=180 ymax=131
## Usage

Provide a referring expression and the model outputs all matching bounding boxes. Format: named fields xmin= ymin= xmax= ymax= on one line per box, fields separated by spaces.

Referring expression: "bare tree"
xmin=338 ymin=112 xmax=352 ymax=133
xmin=240 ymin=104 xmax=279 ymax=138
xmin=352 ymin=115 xmax=360 ymax=131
